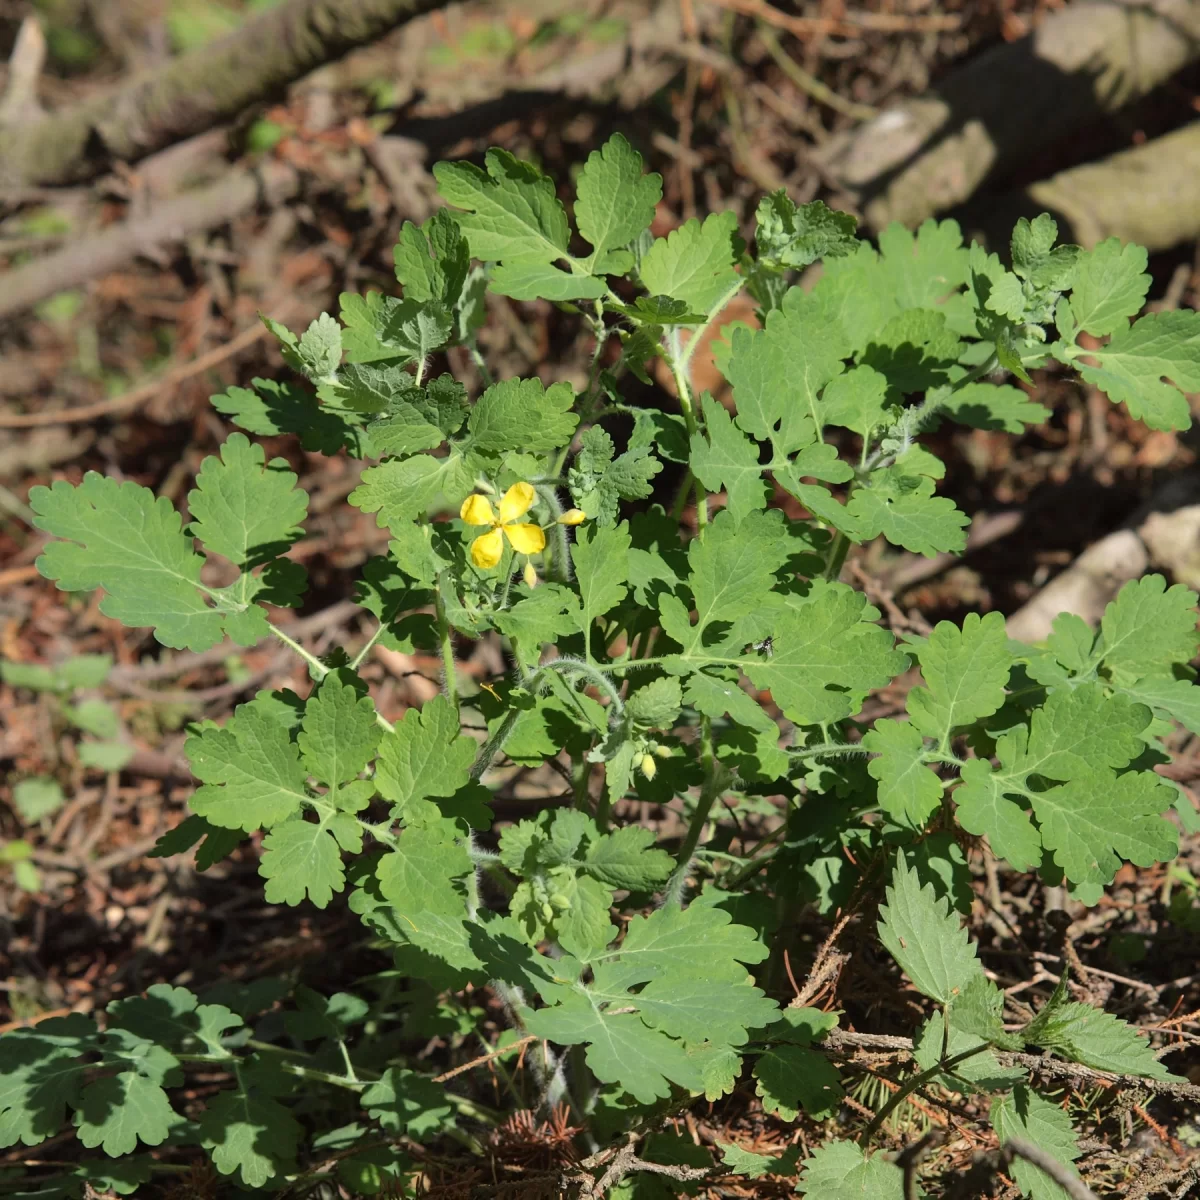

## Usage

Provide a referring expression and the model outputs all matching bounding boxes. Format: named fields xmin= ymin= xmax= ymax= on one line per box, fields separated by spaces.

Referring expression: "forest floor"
xmin=1 ymin=1 xmax=1199 ymax=1197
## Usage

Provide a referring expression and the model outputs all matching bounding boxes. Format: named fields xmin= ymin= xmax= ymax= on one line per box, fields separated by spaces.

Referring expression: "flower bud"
xmin=523 ymin=560 xmax=538 ymax=588
xmin=654 ymin=744 xmax=672 ymax=758
xmin=640 ymin=753 xmax=657 ymax=780
xmin=558 ymin=509 xmax=587 ymax=526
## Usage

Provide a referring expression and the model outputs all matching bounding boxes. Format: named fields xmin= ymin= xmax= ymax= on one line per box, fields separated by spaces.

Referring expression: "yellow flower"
xmin=460 ymin=482 xmax=546 ymax=569
xmin=558 ymin=509 xmax=587 ymax=526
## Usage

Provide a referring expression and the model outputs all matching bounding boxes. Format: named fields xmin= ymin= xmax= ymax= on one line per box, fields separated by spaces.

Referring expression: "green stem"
xmin=468 ymin=340 xmax=493 ymax=388
xmin=270 ymin=623 xmax=394 ymax=733
xmin=349 ymin=618 xmax=389 ymax=672
xmin=787 ymin=741 xmax=871 ymax=761
xmin=668 ymin=349 xmax=708 ymax=537
xmin=663 ymin=717 xmax=721 ymax=906
xmin=859 ymin=1043 xmax=992 ymax=1145
xmin=679 ymin=277 xmax=745 ymax=375
xmin=434 ymin=585 xmax=458 ymax=709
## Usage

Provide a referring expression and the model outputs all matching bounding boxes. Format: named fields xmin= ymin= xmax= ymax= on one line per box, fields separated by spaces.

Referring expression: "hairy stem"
xmin=663 ymin=718 xmax=721 ymax=906
xmin=434 ymin=585 xmax=459 ymax=709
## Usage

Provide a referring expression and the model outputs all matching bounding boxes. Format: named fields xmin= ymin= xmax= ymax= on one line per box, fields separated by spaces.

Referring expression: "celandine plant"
xmin=5 ymin=134 xmax=1200 ymax=1198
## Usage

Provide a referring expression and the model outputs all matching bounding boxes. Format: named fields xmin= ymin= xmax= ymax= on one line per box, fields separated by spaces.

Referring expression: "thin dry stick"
xmin=896 ymin=1129 xmax=945 ymax=1200
xmin=433 ymin=1035 xmax=538 ymax=1084
xmin=0 ymin=315 xmax=282 ymax=429
xmin=712 ymin=0 xmax=960 ymax=37
xmin=1004 ymin=1138 xmax=1099 ymax=1200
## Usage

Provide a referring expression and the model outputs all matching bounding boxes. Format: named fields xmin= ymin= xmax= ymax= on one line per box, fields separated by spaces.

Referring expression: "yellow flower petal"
xmin=470 ymin=528 xmax=505 ymax=569
xmin=504 ymin=522 xmax=546 ymax=555
xmin=558 ymin=509 xmax=587 ymax=526
xmin=498 ymin=481 xmax=536 ymax=525
xmin=460 ymin=494 xmax=496 ymax=527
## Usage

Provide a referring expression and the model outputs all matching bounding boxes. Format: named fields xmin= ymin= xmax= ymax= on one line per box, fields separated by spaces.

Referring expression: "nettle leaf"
xmin=468 ymin=377 xmax=578 ymax=452
xmin=1024 ymin=998 xmax=1176 ymax=1080
xmin=797 ymin=1140 xmax=905 ymax=1199
xmin=1076 ymin=310 xmax=1200 ymax=431
xmin=31 ymin=475 xmax=226 ymax=652
xmin=639 ymin=211 xmax=742 ymax=315
xmin=878 ymin=853 xmax=985 ymax=1004
xmin=188 ymin=433 xmax=307 ymax=567
xmin=574 ymin=132 xmax=662 ymax=275
xmin=991 ymin=1086 xmax=1082 ymax=1200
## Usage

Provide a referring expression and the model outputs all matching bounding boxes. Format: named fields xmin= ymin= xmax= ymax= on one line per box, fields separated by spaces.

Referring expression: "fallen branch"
xmin=0 ymin=0 xmax=449 ymax=188
xmin=0 ymin=303 xmax=293 ymax=428
xmin=1004 ymin=1138 xmax=1099 ymax=1200
xmin=0 ymin=161 xmax=300 ymax=324
xmin=823 ymin=1030 xmax=1200 ymax=1103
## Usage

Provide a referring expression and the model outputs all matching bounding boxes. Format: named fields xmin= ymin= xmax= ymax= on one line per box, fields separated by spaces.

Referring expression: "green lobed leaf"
xmin=434 ymin=148 xmax=570 ymax=265
xmin=753 ymin=1044 xmax=843 ymax=1121
xmin=375 ymin=695 xmax=476 ymax=814
xmin=198 ymin=1066 xmax=302 ymax=1189
xmin=797 ymin=1140 xmax=905 ymax=1199
xmin=571 ymin=520 xmax=632 ymax=643
xmin=1077 ymin=310 xmax=1200 ymax=431
xmin=574 ymin=132 xmax=662 ymax=274
xmin=1096 ymin=575 xmax=1200 ymax=686
xmin=907 ymin=611 xmax=1011 ymax=739
xmin=297 ymin=672 xmax=381 ymax=787
xmin=863 ymin=719 xmax=942 ymax=828
xmin=468 ymin=377 xmax=578 ymax=452
xmin=689 ymin=393 xmax=770 ymax=522
xmin=1065 ymin=237 xmax=1150 ymax=337
xmin=188 ymin=433 xmax=307 ymax=567
xmin=639 ymin=211 xmax=742 ymax=315
xmin=186 ymin=701 xmax=308 ymax=832
xmin=742 ymin=585 xmax=908 ymax=727
xmin=991 ymin=1086 xmax=1081 ymax=1200
xmin=31 ymin=475 xmax=226 ymax=651
xmin=754 ymin=191 xmax=858 ymax=270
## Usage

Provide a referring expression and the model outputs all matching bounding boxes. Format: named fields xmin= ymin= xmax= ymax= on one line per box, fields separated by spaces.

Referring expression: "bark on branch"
xmin=0 ymin=0 xmax=449 ymax=188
